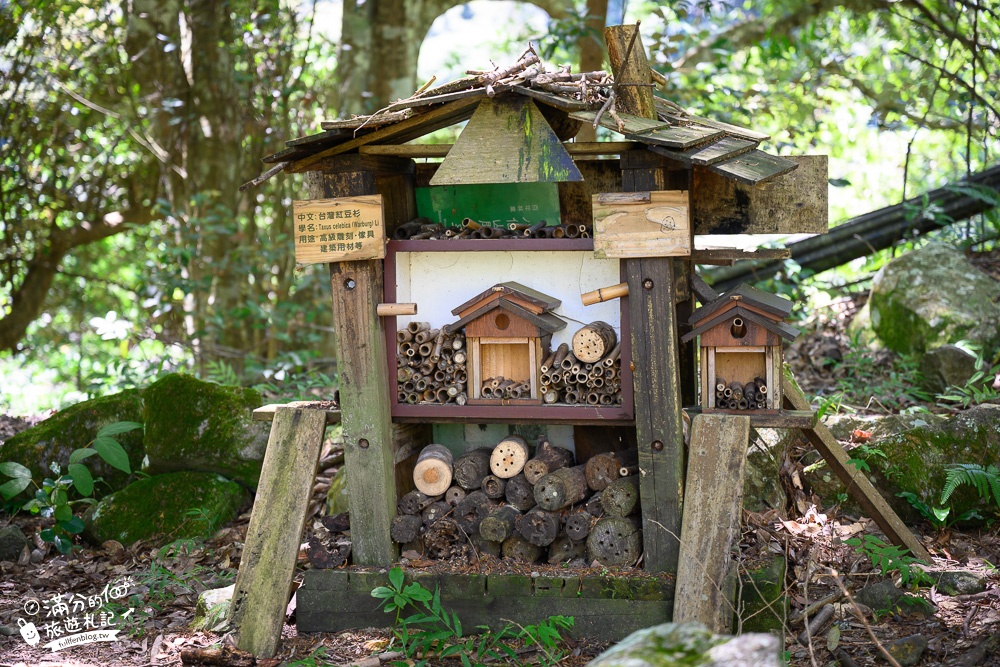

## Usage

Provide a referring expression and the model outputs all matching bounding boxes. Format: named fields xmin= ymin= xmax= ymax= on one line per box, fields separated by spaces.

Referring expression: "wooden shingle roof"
xmin=446 ymin=283 xmax=566 ymax=335
xmin=688 ymin=283 xmax=794 ymax=325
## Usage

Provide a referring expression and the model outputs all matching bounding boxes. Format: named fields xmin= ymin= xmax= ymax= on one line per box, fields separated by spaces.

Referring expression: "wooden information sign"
xmin=592 ymin=191 xmax=691 ymax=259
xmin=292 ymin=195 xmax=385 ymax=265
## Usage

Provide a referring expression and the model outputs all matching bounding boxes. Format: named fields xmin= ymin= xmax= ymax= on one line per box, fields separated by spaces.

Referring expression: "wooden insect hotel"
xmin=227 ymin=25 xmax=932 ymax=658
xmin=447 ymin=282 xmax=566 ymax=405
xmin=681 ymin=283 xmax=800 ymax=412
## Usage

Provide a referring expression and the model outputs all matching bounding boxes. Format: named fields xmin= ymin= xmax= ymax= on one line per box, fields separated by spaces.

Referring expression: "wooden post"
xmin=229 ymin=407 xmax=328 ymax=657
xmin=306 ymin=158 xmax=415 ymax=565
xmin=673 ymin=413 xmax=750 ymax=633
xmin=607 ymin=25 xmax=687 ymax=574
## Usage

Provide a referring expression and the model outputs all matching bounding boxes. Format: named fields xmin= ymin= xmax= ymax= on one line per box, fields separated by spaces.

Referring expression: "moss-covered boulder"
xmin=83 ymin=471 xmax=247 ymax=546
xmin=142 ymin=374 xmax=269 ymax=488
xmin=806 ymin=405 xmax=1000 ymax=522
xmin=588 ymin=622 xmax=780 ymax=667
xmin=869 ymin=243 xmax=1000 ymax=355
xmin=735 ymin=556 xmax=787 ymax=633
xmin=0 ymin=389 xmax=145 ymax=495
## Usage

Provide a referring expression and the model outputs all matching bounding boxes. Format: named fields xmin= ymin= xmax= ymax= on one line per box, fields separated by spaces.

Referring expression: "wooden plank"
xmin=691 ymin=247 xmax=791 ymax=265
xmin=628 ymin=125 xmax=725 ymax=150
xmin=499 ymin=84 xmax=591 ymax=111
xmin=593 ymin=190 xmax=691 ymax=258
xmin=674 ymin=413 xmax=751 ymax=632
xmin=782 ymin=375 xmax=932 ymax=562
xmin=292 ymin=196 xmax=385 ymax=265
xmin=684 ymin=407 xmax=816 ymax=429
xmin=693 ymin=155 xmax=829 ymax=235
xmin=430 ymin=96 xmax=583 ymax=185
xmin=320 ymin=109 xmax=414 ymax=130
xmin=649 ymin=136 xmax=758 ymax=166
xmin=605 ymin=25 xmax=656 ymax=119
xmin=359 ymin=141 xmax=638 ymax=159
xmin=253 ymin=402 xmax=341 ymax=424
xmin=652 ymin=99 xmax=770 ymax=142
xmin=559 ymin=159 xmax=622 ymax=227
xmin=230 ymin=407 xmax=327 ymax=658
xmin=288 ymin=98 xmax=482 ymax=173
xmin=306 ymin=169 xmax=399 ymax=566
xmin=708 ymin=150 xmax=799 ymax=185
xmin=286 ymin=128 xmax=356 ymax=148
xmin=570 ymin=110 xmax=669 ymax=135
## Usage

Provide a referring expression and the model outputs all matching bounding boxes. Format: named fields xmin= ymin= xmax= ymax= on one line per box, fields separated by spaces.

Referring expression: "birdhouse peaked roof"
xmin=251 ymin=50 xmax=797 ymax=189
xmin=446 ymin=283 xmax=566 ymax=335
xmin=681 ymin=283 xmax=800 ymax=344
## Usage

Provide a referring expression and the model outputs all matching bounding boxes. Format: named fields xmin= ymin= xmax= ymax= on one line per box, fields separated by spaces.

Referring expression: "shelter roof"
xmin=446 ymin=283 xmax=566 ymax=336
xmin=250 ymin=50 xmax=797 ymax=189
xmin=688 ymin=283 xmax=794 ymax=325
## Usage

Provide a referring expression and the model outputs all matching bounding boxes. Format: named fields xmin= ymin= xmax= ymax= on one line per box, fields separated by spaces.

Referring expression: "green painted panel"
xmin=415 ymin=182 xmax=561 ymax=227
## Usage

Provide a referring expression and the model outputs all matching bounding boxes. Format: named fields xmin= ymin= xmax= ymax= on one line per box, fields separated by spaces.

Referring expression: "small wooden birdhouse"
xmin=446 ymin=282 xmax=566 ymax=405
xmin=681 ymin=284 xmax=799 ymax=413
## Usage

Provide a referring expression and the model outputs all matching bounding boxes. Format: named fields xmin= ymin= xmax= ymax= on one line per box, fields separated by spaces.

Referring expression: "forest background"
xmin=1 ymin=0 xmax=997 ymax=413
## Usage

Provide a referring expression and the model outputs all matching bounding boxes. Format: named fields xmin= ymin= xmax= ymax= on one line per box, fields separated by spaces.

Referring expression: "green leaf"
xmin=68 ymin=464 xmax=94 ymax=496
xmin=92 ymin=437 xmax=132 ymax=473
xmin=54 ymin=503 xmax=73 ymax=522
xmin=389 ymin=567 xmax=404 ymax=591
xmin=53 ymin=533 xmax=73 ymax=554
xmin=59 ymin=516 xmax=85 ymax=534
xmin=372 ymin=586 xmax=394 ymax=600
xmin=40 ymin=527 xmax=55 ymax=543
xmin=0 ymin=461 xmax=32 ymax=479
xmin=0 ymin=477 xmax=31 ymax=500
xmin=96 ymin=421 xmax=143 ymax=438
xmin=69 ymin=448 xmax=98 ymax=464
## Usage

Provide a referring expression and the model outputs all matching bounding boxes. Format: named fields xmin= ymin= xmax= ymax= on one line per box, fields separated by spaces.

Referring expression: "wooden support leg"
xmin=229 ymin=407 xmax=327 ymax=658
xmin=782 ymin=376 xmax=932 ymax=562
xmin=674 ymin=414 xmax=751 ymax=633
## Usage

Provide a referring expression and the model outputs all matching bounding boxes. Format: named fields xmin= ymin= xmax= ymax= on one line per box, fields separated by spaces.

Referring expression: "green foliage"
xmin=936 ymin=351 xmax=1000 ymax=409
xmin=897 ymin=491 xmax=982 ymax=530
xmin=0 ymin=421 xmax=141 ymax=553
xmin=829 ymin=334 xmax=932 ymax=412
xmin=371 ymin=567 xmax=573 ymax=667
xmin=844 ymin=535 xmax=931 ymax=588
xmin=941 ymin=463 xmax=1000 ymax=509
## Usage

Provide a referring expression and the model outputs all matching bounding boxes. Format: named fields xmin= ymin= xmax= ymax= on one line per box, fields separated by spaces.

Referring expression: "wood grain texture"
xmin=430 ymin=96 xmax=582 ymax=186
xmin=593 ymin=190 xmax=691 ymax=258
xmin=648 ymin=137 xmax=758 ymax=166
xmin=307 ymin=169 xmax=398 ymax=566
xmin=673 ymin=413 xmax=750 ymax=633
xmin=558 ymin=159 xmax=622 ymax=226
xmin=692 ymin=156 xmax=829 ymax=235
xmin=782 ymin=374 xmax=931 ymax=562
xmin=292 ymin=196 xmax=385 ymax=265
xmin=230 ymin=407 xmax=327 ymax=657
xmin=604 ymin=25 xmax=655 ymax=119
xmin=708 ymin=150 xmax=798 ymax=184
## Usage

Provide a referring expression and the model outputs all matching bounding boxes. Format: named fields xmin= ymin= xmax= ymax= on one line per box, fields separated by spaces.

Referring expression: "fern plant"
xmin=941 ymin=463 xmax=1000 ymax=509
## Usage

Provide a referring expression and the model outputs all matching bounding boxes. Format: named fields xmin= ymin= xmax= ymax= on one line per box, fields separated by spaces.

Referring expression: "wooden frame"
xmin=700 ymin=345 xmax=782 ymax=413
xmin=383 ymin=240 xmax=634 ymax=424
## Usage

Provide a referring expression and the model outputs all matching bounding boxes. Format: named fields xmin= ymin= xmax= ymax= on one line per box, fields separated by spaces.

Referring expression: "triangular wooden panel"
xmin=430 ymin=95 xmax=583 ymax=185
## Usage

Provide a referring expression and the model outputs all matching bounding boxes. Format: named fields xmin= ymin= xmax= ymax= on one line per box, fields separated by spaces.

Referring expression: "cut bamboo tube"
xmin=581 ymin=282 xmax=629 ymax=307
xmin=377 ymin=303 xmax=418 ymax=317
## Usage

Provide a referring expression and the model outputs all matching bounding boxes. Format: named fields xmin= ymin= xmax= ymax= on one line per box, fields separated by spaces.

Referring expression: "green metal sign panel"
xmin=415 ymin=182 xmax=561 ymax=228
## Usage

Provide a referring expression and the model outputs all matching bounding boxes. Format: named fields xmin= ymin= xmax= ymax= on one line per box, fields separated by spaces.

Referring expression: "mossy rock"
xmin=83 ymin=471 xmax=247 ymax=546
xmin=142 ymin=374 xmax=269 ymax=488
xmin=588 ymin=622 xmax=780 ymax=667
xmin=735 ymin=555 xmax=787 ymax=633
xmin=869 ymin=243 xmax=1000 ymax=355
xmin=0 ymin=389 xmax=145 ymax=496
xmin=807 ymin=405 xmax=1000 ymax=522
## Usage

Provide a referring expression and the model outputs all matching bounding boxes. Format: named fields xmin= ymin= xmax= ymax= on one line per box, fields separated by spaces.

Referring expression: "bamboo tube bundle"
xmin=480 ymin=376 xmax=530 ymax=400
xmin=712 ymin=375 xmax=769 ymax=410
xmin=391 ymin=217 xmax=598 ymax=242
xmin=396 ymin=325 xmax=466 ymax=404
xmin=544 ymin=332 xmax=623 ymax=405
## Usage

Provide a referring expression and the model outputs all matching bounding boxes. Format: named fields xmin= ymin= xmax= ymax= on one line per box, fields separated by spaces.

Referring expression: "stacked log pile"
xmin=540 ymin=322 xmax=623 ymax=405
xmin=713 ymin=376 xmax=769 ymax=410
xmin=393 ymin=439 xmax=643 ymax=567
xmin=394 ymin=217 xmax=592 ymax=240
xmin=396 ymin=322 xmax=467 ymax=404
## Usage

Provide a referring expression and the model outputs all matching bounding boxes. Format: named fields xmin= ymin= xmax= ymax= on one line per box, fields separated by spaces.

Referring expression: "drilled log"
xmin=502 ymin=534 xmax=543 ymax=563
xmin=548 ymin=535 xmax=587 ymax=565
xmin=523 ymin=441 xmax=575 ymax=485
xmin=534 ymin=465 xmax=589 ymax=511
xmin=572 ymin=321 xmax=618 ymax=363
xmin=397 ymin=490 xmax=441 ymax=516
xmin=601 ymin=475 xmax=640 ymax=517
xmin=504 ymin=473 xmax=537 ymax=512
xmin=390 ymin=514 xmax=424 ymax=544
xmin=445 ymin=486 xmax=466 ymax=507
xmin=516 ymin=507 xmax=561 ymax=547
xmin=584 ymin=492 xmax=604 ymax=517
xmin=421 ymin=501 xmax=452 ymax=527
xmin=564 ymin=509 xmax=594 ymax=541
xmin=479 ymin=505 xmax=521 ymax=543
xmin=585 ymin=449 xmax=639 ymax=492
xmin=481 ymin=474 xmax=507 ymax=500
xmin=454 ymin=490 xmax=495 ymax=535
xmin=413 ymin=444 xmax=454 ymax=496
xmin=453 ymin=448 xmax=492 ymax=490
xmin=490 ymin=435 xmax=529 ymax=479
xmin=586 ymin=516 xmax=642 ymax=567
xmin=470 ymin=532 xmax=502 ymax=558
